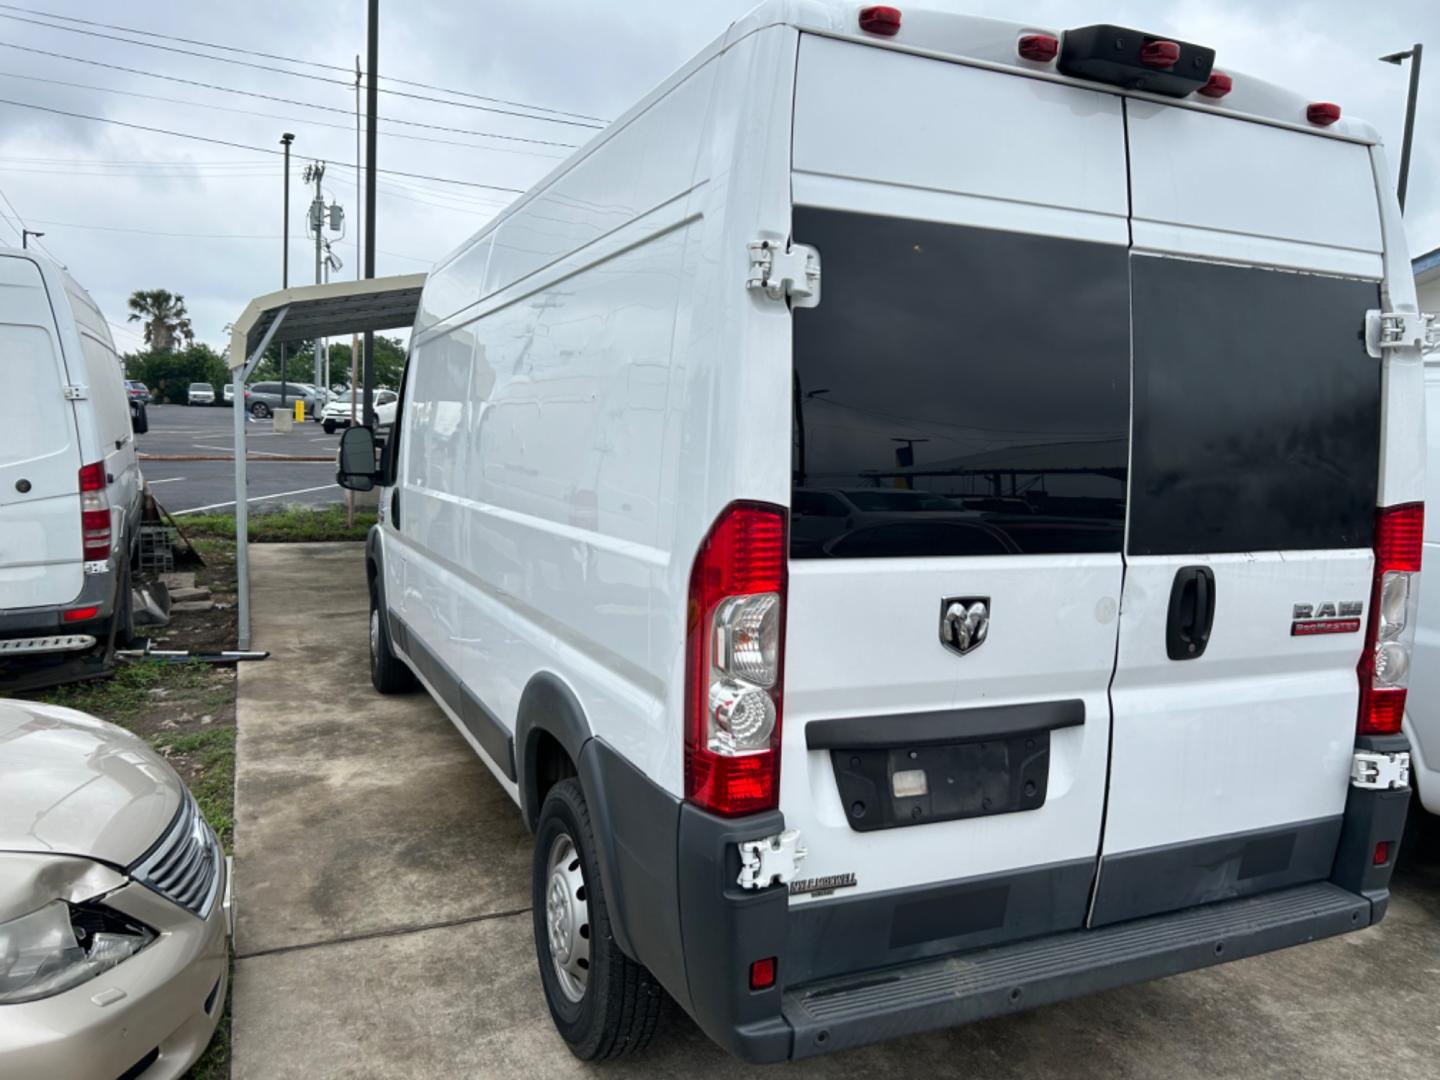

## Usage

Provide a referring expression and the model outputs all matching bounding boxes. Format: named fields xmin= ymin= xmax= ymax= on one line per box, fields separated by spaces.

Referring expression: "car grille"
xmin=128 ymin=793 xmax=221 ymax=918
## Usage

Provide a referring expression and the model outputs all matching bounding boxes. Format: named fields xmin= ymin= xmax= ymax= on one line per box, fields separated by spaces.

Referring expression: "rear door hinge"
xmin=62 ymin=383 xmax=88 ymax=400
xmin=1364 ymin=310 xmax=1440 ymax=358
xmin=746 ymin=240 xmax=821 ymax=307
xmin=737 ymin=829 xmax=807 ymax=890
xmin=1351 ymin=750 xmax=1410 ymax=790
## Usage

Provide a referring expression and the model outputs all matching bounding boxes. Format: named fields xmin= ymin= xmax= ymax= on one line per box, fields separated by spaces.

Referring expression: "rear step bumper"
xmin=0 ymin=633 xmax=98 ymax=655
xmin=781 ymin=882 xmax=1370 ymax=1059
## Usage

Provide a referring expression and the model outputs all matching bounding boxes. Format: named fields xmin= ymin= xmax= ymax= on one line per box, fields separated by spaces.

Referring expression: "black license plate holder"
xmin=830 ymin=731 xmax=1051 ymax=833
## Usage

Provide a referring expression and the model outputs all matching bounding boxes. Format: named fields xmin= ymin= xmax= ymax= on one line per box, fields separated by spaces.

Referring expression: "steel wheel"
xmin=545 ymin=832 xmax=591 ymax=1003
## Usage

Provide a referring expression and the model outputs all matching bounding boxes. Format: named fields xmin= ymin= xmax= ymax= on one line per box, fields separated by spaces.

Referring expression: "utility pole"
xmin=304 ymin=160 xmax=327 ymax=387
xmin=363 ymin=0 xmax=379 ymax=429
xmin=21 ymin=229 xmax=42 ymax=249
xmin=348 ymin=55 xmax=362 ymax=528
xmin=1380 ymin=43 xmax=1423 ymax=212
xmin=279 ymin=132 xmax=294 ymax=408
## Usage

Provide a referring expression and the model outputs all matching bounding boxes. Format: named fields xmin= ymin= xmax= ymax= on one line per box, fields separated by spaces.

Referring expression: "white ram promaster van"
xmin=0 ymin=251 xmax=143 ymax=691
xmin=337 ymin=2 xmax=1427 ymax=1061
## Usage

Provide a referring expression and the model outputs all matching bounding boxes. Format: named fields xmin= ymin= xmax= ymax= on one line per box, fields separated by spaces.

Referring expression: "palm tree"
xmin=127 ymin=289 xmax=195 ymax=352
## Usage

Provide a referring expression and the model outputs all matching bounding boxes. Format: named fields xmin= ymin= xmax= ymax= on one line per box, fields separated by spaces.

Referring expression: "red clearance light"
xmin=1307 ymin=102 xmax=1341 ymax=126
xmin=1017 ymin=34 xmax=1059 ymax=62
xmin=63 ymin=606 xmax=100 ymax=623
xmin=858 ymin=5 xmax=901 ymax=37
xmin=1198 ymin=72 xmax=1232 ymax=98
xmin=749 ymin=957 xmax=777 ymax=991
xmin=1140 ymin=40 xmax=1181 ymax=69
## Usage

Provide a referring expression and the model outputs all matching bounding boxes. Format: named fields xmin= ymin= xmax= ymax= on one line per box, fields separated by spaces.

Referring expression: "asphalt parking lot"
xmin=136 ymin=403 xmax=344 ymax=515
xmin=231 ymin=543 xmax=1440 ymax=1080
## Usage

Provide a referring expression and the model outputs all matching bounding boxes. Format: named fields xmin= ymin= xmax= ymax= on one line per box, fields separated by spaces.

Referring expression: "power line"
xmin=0 ymin=69 xmax=569 ymax=158
xmin=0 ymin=95 xmax=528 ymax=193
xmin=0 ymin=42 xmax=580 ymax=148
xmin=0 ymin=10 xmax=604 ymax=128
xmin=0 ymin=1 xmax=609 ymax=123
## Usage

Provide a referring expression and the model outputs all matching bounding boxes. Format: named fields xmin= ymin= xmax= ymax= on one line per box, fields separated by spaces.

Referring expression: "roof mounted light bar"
xmin=1058 ymin=24 xmax=1216 ymax=98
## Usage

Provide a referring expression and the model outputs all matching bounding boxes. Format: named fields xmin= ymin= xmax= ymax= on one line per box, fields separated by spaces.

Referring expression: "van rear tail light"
xmin=1017 ymin=34 xmax=1059 ymax=62
xmin=1198 ymin=72 xmax=1232 ymax=98
xmin=858 ymin=6 xmax=901 ymax=37
xmin=1140 ymin=40 xmax=1181 ymax=68
xmin=1357 ymin=503 xmax=1423 ymax=736
xmin=78 ymin=461 xmax=112 ymax=562
xmin=685 ymin=502 xmax=787 ymax=816
xmin=1307 ymin=102 xmax=1342 ymax=126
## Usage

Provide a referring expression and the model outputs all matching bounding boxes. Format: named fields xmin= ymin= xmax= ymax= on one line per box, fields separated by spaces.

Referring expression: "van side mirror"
xmin=336 ymin=425 xmax=381 ymax=491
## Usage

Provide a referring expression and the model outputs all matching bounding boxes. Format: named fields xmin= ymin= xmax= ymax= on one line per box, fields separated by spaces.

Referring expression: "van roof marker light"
xmin=1140 ymin=40 xmax=1181 ymax=69
xmin=858 ymin=6 xmax=901 ymax=37
xmin=1198 ymin=72 xmax=1233 ymax=98
xmin=1018 ymin=34 xmax=1060 ymax=63
xmin=1307 ymin=102 xmax=1342 ymax=126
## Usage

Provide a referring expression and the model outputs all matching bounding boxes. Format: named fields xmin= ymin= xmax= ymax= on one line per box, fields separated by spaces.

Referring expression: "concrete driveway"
xmin=232 ymin=543 xmax=1440 ymax=1079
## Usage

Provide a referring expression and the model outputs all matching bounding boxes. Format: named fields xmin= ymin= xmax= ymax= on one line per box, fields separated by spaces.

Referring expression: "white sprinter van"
xmin=0 ymin=250 xmax=143 ymax=691
xmin=336 ymin=2 xmax=1428 ymax=1062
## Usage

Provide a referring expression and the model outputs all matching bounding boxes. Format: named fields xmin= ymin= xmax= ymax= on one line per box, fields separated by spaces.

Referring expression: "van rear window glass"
xmin=790 ymin=206 xmax=1130 ymax=560
xmin=1129 ymin=257 xmax=1380 ymax=555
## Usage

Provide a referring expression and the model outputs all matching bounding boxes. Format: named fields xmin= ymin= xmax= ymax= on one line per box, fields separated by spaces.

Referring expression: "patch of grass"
xmin=36 ymin=659 xmax=214 ymax=723
xmin=180 ymin=505 xmax=376 ymax=543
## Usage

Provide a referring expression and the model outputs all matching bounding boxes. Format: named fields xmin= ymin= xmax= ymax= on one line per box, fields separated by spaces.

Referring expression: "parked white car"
xmin=321 ymin=389 xmax=397 ymax=434
xmin=186 ymin=382 xmax=215 ymax=406
xmin=0 ymin=250 xmax=142 ymax=691
xmin=0 ymin=699 xmax=232 ymax=1079
xmin=339 ymin=2 xmax=1422 ymax=1063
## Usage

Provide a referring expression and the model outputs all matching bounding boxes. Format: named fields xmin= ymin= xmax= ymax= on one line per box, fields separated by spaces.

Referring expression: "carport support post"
xmin=235 ymin=307 xmax=290 ymax=651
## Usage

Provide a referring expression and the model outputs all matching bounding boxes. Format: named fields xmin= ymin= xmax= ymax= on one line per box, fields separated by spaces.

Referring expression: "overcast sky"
xmin=0 ymin=0 xmax=1434 ymax=351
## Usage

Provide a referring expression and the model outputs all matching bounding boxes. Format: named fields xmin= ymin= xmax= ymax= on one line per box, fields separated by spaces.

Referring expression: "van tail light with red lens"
xmin=1017 ymin=34 xmax=1059 ymax=62
xmin=1357 ymin=503 xmax=1423 ymax=736
xmin=1198 ymin=72 xmax=1232 ymax=98
xmin=858 ymin=6 xmax=901 ymax=37
xmin=79 ymin=461 xmax=113 ymax=563
xmin=1140 ymin=40 xmax=1181 ymax=69
xmin=685 ymin=502 xmax=787 ymax=817
xmin=1307 ymin=102 xmax=1341 ymax=126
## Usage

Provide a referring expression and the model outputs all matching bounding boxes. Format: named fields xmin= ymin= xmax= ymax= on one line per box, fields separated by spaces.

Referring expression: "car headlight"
xmin=0 ymin=900 xmax=155 ymax=1004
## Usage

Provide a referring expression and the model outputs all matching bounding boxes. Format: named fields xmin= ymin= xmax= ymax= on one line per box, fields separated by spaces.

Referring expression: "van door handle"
xmin=1166 ymin=566 xmax=1216 ymax=661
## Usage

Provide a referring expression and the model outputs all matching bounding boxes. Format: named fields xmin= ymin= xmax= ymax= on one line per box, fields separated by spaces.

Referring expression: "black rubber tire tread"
xmin=533 ymin=777 xmax=668 ymax=1060
xmin=368 ymin=587 xmax=416 ymax=694
xmin=250 ymin=402 xmax=270 ymax=418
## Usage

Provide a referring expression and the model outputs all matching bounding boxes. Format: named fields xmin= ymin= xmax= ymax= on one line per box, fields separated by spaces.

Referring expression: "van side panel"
xmin=0 ymin=256 xmax=83 ymax=610
xmin=398 ymin=53 xmax=721 ymax=796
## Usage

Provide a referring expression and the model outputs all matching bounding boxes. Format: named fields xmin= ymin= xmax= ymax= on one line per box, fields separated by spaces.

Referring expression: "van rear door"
xmin=0 ymin=255 xmax=83 ymax=610
xmin=780 ymin=36 xmax=1130 ymax=983
xmin=1092 ymin=104 xmax=1385 ymax=924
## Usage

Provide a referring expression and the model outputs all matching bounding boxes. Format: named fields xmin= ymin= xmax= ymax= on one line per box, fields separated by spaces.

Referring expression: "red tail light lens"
xmin=1140 ymin=40 xmax=1181 ymax=68
xmin=685 ymin=502 xmax=787 ymax=817
xmin=1198 ymin=72 xmax=1232 ymax=98
xmin=858 ymin=6 xmax=901 ymax=37
xmin=78 ymin=461 xmax=113 ymax=562
xmin=1307 ymin=102 xmax=1341 ymax=126
xmin=1017 ymin=34 xmax=1059 ymax=62
xmin=1358 ymin=503 xmax=1423 ymax=736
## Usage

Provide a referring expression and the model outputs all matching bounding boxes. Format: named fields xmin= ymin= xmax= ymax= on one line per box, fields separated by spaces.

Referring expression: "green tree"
xmin=124 ymin=343 xmax=227 ymax=404
xmin=127 ymin=289 xmax=195 ymax=352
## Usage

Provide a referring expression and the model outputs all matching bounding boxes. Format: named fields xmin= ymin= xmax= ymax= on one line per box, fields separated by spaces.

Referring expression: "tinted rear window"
xmin=1129 ymin=257 xmax=1380 ymax=555
xmin=790 ymin=207 xmax=1130 ymax=559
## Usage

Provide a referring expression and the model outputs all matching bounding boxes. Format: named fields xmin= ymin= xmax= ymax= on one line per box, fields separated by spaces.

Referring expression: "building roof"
xmin=1414 ymin=245 xmax=1440 ymax=286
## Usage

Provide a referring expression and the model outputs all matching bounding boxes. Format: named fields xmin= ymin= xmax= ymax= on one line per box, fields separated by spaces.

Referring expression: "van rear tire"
xmin=532 ymin=778 xmax=667 ymax=1060
xmin=368 ymin=589 xmax=415 ymax=694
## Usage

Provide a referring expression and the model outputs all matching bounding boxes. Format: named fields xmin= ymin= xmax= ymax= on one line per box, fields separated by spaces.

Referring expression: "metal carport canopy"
xmin=226 ymin=273 xmax=426 ymax=649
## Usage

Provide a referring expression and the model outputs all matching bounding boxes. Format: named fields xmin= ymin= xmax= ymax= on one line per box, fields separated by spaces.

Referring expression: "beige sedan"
xmin=0 ymin=701 xmax=232 ymax=1079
